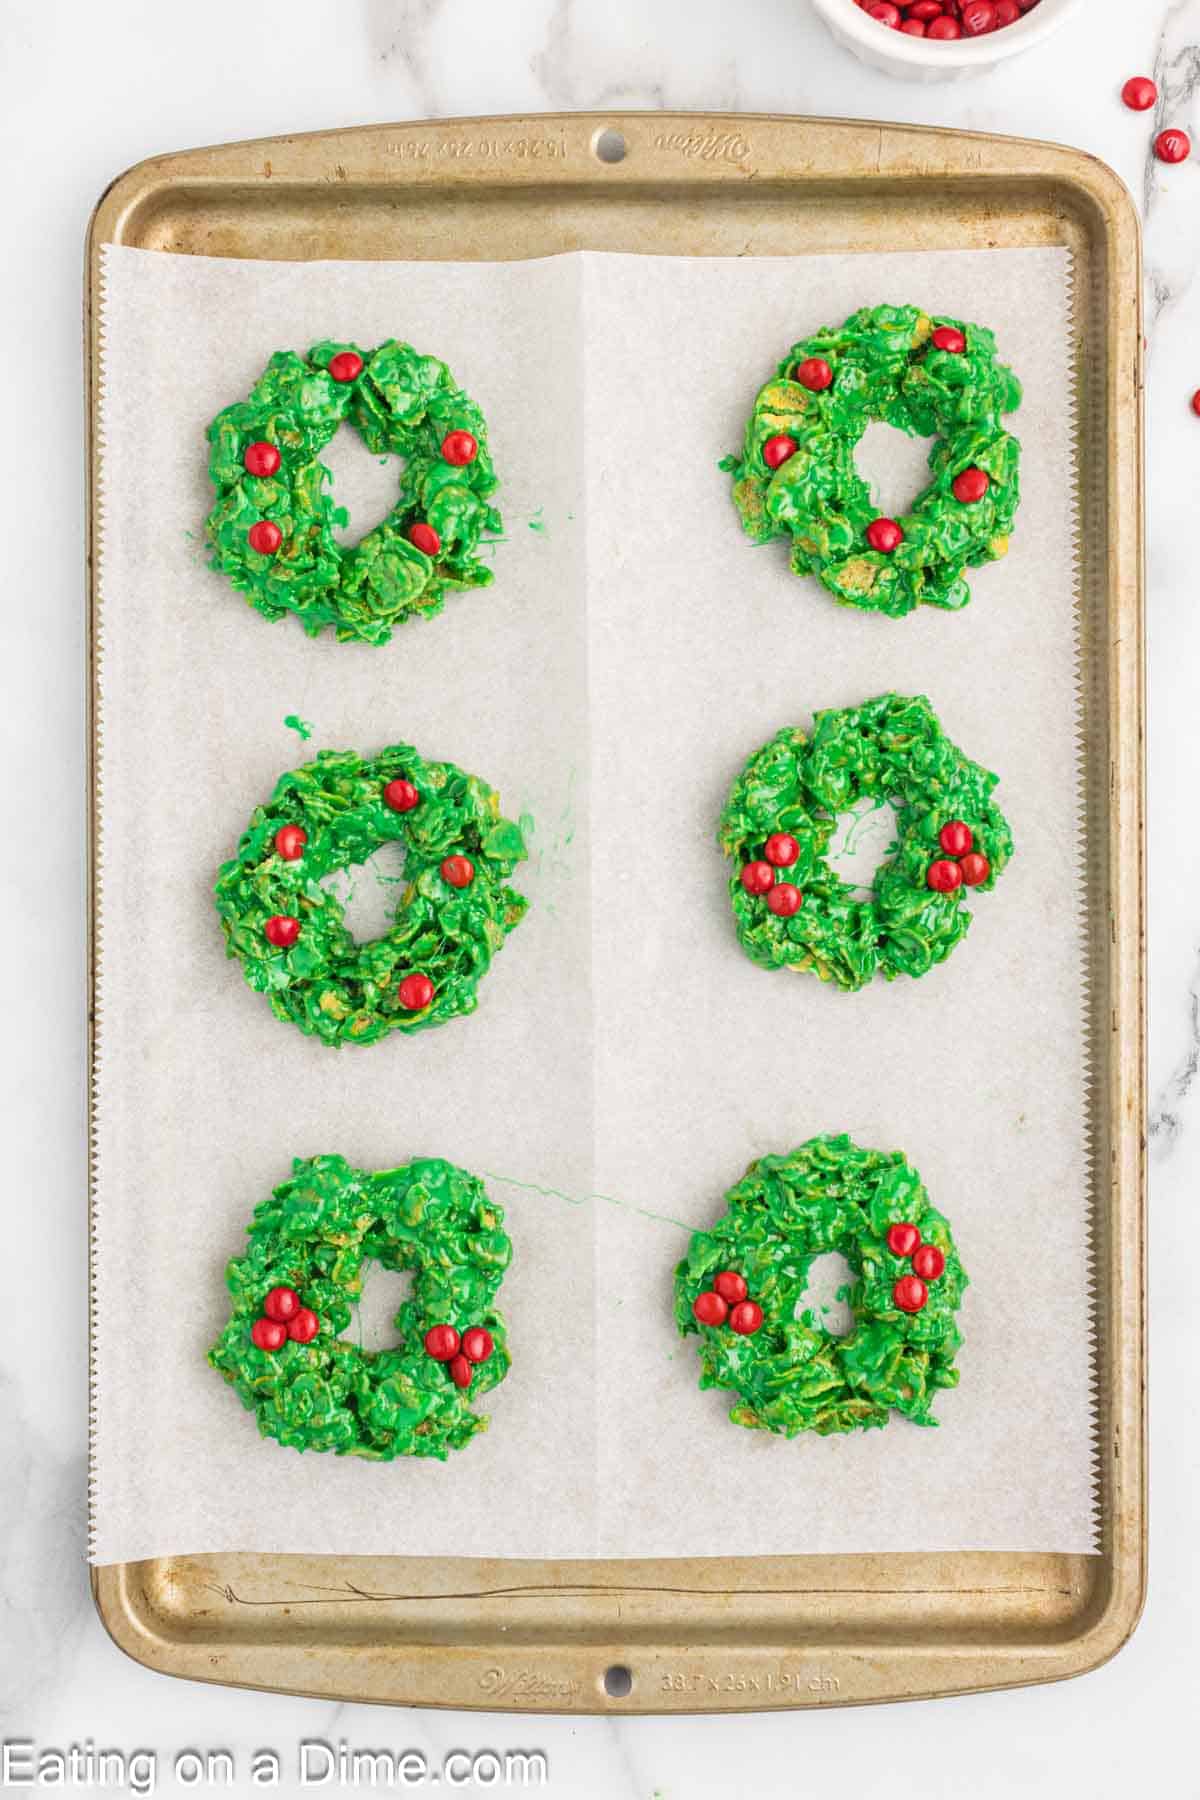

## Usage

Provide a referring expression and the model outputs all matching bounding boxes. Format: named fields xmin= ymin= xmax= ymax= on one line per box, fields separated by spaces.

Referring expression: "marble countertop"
xmin=0 ymin=1 xmax=1191 ymax=1794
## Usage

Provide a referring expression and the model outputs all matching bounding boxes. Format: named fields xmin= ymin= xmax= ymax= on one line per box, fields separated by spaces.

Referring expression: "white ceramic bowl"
xmin=811 ymin=0 xmax=1083 ymax=82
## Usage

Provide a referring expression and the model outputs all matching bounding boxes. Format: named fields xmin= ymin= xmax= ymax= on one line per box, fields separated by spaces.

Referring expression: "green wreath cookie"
xmin=723 ymin=303 xmax=1022 ymax=616
xmin=209 ymin=1155 xmax=512 ymax=1460
xmin=214 ymin=745 xmax=528 ymax=1046
xmin=674 ymin=1135 xmax=967 ymax=1436
xmin=205 ymin=340 xmax=501 ymax=644
xmin=720 ymin=692 xmax=1012 ymax=991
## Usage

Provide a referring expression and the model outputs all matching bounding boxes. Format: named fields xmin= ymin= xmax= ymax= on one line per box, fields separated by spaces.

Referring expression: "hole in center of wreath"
xmin=340 ymin=1265 xmax=415 ymax=1352
xmin=321 ymin=425 xmax=406 ymax=548
xmin=321 ymin=841 xmax=410 ymax=944
xmin=826 ymin=797 xmax=899 ymax=899
xmin=854 ymin=419 xmax=937 ymax=522
xmin=795 ymin=1251 xmax=855 ymax=1339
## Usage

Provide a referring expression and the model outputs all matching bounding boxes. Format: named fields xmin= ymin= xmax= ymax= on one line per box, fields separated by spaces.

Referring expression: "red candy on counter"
xmin=1121 ymin=76 xmax=1157 ymax=112
xmin=1155 ymin=129 xmax=1191 ymax=165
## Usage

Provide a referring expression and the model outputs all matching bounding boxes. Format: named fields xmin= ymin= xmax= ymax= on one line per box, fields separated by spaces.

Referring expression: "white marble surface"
xmin=0 ymin=0 xmax=1193 ymax=1793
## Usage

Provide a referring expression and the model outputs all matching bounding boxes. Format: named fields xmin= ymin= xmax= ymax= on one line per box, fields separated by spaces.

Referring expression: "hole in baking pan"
xmin=794 ymin=1251 xmax=855 ymax=1339
xmin=854 ymin=419 xmax=937 ymax=523
xmin=340 ymin=1266 xmax=415 ymax=1352
xmin=592 ymin=128 xmax=627 ymax=164
xmin=319 ymin=424 xmax=405 ymax=548
xmin=825 ymin=797 xmax=899 ymax=899
xmin=321 ymin=840 xmax=409 ymax=944
xmin=603 ymin=1664 xmax=634 ymax=1697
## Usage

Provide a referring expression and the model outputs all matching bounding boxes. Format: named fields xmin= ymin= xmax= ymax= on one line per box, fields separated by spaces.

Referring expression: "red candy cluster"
xmin=250 ymin=1285 xmax=320 ymax=1352
xmin=885 ymin=1223 xmax=947 ymax=1314
xmin=859 ymin=0 xmax=1039 ymax=36
xmin=423 ymin=1321 xmax=496 ymax=1390
xmin=925 ymin=819 xmax=990 ymax=894
xmin=692 ymin=1268 xmax=765 ymax=1335
xmin=740 ymin=831 xmax=803 ymax=919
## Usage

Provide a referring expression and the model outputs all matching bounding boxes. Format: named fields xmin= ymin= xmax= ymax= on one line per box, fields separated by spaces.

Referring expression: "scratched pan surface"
xmin=85 ymin=113 xmax=1145 ymax=1712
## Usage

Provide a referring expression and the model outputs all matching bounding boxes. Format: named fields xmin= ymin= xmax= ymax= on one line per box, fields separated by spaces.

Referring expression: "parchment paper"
xmin=93 ymin=242 xmax=1096 ymax=1563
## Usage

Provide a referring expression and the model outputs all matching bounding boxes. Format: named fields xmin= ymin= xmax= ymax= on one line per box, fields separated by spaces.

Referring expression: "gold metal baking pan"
xmin=85 ymin=112 xmax=1145 ymax=1712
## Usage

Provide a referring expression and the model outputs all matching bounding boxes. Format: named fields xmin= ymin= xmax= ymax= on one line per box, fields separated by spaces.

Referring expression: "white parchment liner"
xmin=92 ymin=244 xmax=1095 ymax=1562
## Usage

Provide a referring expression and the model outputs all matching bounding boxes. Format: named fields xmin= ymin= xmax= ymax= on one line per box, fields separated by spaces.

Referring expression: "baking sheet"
xmin=92 ymin=241 xmax=1095 ymax=1564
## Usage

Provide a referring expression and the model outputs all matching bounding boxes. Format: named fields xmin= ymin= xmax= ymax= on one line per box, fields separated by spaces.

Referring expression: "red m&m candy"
xmin=461 ymin=1327 xmax=494 ymax=1364
xmin=766 ymin=883 xmax=802 ymax=918
xmin=398 ymin=972 xmax=435 ymax=1011
xmin=449 ymin=1354 xmax=473 ymax=1389
xmin=251 ymin=1317 xmax=288 ymax=1351
xmin=264 ymin=914 xmax=301 ymax=947
xmin=263 ymin=1286 xmax=300 ymax=1323
xmin=729 ymin=1300 xmax=764 ymax=1335
xmin=794 ymin=357 xmax=834 ymax=391
xmin=424 ymin=1324 xmax=461 ymax=1361
xmin=886 ymin=1222 xmax=921 ymax=1258
xmin=926 ymin=860 xmax=963 ymax=894
xmin=440 ymin=855 xmax=475 ymax=888
xmin=927 ymin=14 xmax=962 ymax=34
xmin=866 ymin=517 xmax=903 ymax=553
xmin=961 ymin=0 xmax=997 ymax=32
xmin=913 ymin=1244 xmax=946 ymax=1281
xmin=274 ymin=825 xmax=307 ymax=861
xmin=247 ymin=520 xmax=282 ymax=556
xmin=288 ymin=1308 xmax=320 ymax=1344
xmin=328 ymin=351 xmax=363 ymax=382
xmin=763 ymin=434 xmax=798 ymax=470
xmin=1121 ymin=77 xmax=1157 ymax=113
xmin=713 ymin=1270 xmax=748 ymax=1305
xmin=931 ymin=326 xmax=967 ymax=353
xmin=243 ymin=441 xmax=281 ymax=477
xmin=959 ymin=852 xmax=991 ymax=886
xmin=441 ymin=430 xmax=478 ymax=466
xmin=1156 ymin=129 xmax=1191 ymax=164
xmin=952 ymin=466 xmax=990 ymax=504
xmin=893 ymin=1275 xmax=928 ymax=1314
xmin=764 ymin=832 xmax=799 ymax=867
xmin=383 ymin=778 xmax=420 ymax=813
xmin=693 ymin=1290 xmax=728 ymax=1327
xmin=939 ymin=820 xmax=973 ymax=857
xmin=740 ymin=861 xmax=775 ymax=896
xmin=408 ymin=522 xmax=441 ymax=556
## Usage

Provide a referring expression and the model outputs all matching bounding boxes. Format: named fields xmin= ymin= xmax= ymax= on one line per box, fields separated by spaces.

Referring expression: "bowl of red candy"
xmin=811 ymin=0 xmax=1082 ymax=80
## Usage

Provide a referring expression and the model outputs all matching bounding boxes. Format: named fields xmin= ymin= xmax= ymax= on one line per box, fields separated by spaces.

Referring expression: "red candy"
xmin=1122 ymin=77 xmax=1157 ymax=112
xmin=952 ymin=466 xmax=990 ymax=504
xmin=449 ymin=1353 xmax=473 ymax=1389
xmin=408 ymin=522 xmax=441 ymax=556
xmin=939 ymin=820 xmax=973 ymax=857
xmin=398 ymin=972 xmax=434 ymax=1011
xmin=251 ymin=1317 xmax=288 ymax=1352
xmin=1192 ymin=391 xmax=1200 ymax=417
xmin=274 ymin=825 xmax=307 ymax=861
xmin=926 ymin=859 xmax=963 ymax=894
xmin=713 ymin=1270 xmax=749 ymax=1305
xmin=288 ymin=1308 xmax=320 ymax=1344
xmin=993 ymin=0 xmax=1020 ymax=21
xmin=693 ymin=1290 xmax=729 ymax=1327
xmin=794 ymin=357 xmax=834 ymax=391
xmin=927 ymin=14 xmax=962 ymax=34
xmin=867 ymin=2 xmax=902 ymax=22
xmin=263 ymin=1286 xmax=300 ymax=1323
xmin=328 ymin=350 xmax=363 ymax=382
xmin=424 ymin=1324 xmax=461 ymax=1361
xmin=866 ymin=517 xmax=903 ymax=553
xmin=961 ymin=0 xmax=996 ymax=32
xmin=893 ymin=1275 xmax=928 ymax=1314
xmin=763 ymin=434 xmax=798 ymax=470
xmin=440 ymin=855 xmax=475 ymax=888
xmin=908 ymin=0 xmax=943 ymax=15
xmin=886 ymin=1222 xmax=921 ymax=1258
xmin=1156 ymin=129 xmax=1191 ymax=164
xmin=461 ymin=1326 xmax=494 ymax=1364
xmin=441 ymin=430 xmax=478 ymax=466
xmin=729 ymin=1300 xmax=765 ymax=1336
xmin=247 ymin=520 xmax=282 ymax=555
xmin=959 ymin=851 xmax=991 ymax=886
xmin=243 ymin=441 xmax=281 ymax=477
xmin=900 ymin=18 xmax=926 ymax=31
xmin=383 ymin=778 xmax=420 ymax=813
xmin=264 ymin=914 xmax=301 ymax=947
xmin=740 ymin=861 xmax=775 ymax=896
xmin=764 ymin=832 xmax=799 ymax=868
xmin=932 ymin=326 xmax=967 ymax=353
xmin=913 ymin=1243 xmax=946 ymax=1281
xmin=767 ymin=883 xmax=803 ymax=918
